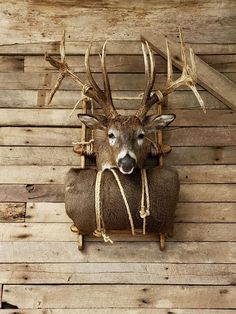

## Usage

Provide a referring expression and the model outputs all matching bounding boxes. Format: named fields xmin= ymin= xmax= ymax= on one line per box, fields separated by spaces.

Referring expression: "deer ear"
xmin=143 ymin=114 xmax=176 ymax=133
xmin=77 ymin=114 xmax=108 ymax=130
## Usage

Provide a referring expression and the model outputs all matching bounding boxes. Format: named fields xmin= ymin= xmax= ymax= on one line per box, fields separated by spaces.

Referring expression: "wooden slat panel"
xmin=0 ymin=146 xmax=235 ymax=166
xmin=0 ymin=222 xmax=235 ymax=242
xmin=0 ymin=90 xmax=227 ymax=110
xmin=0 ymin=203 xmax=25 ymax=222
xmin=0 ymin=263 xmax=235 ymax=285
xmin=0 ymin=242 xmax=235 ymax=263
xmin=0 ymin=127 xmax=235 ymax=146
xmin=25 ymin=202 xmax=236 ymax=223
xmin=0 ymin=1 xmax=236 ymax=44
xmin=2 ymin=284 xmax=236 ymax=308
xmin=0 ymin=165 xmax=235 ymax=184
xmin=0 ymin=109 xmax=235 ymax=127
xmin=24 ymin=54 xmax=236 ymax=73
xmin=0 ymin=184 xmax=235 ymax=202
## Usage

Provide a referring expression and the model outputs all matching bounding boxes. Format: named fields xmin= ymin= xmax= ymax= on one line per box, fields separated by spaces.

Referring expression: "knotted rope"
xmin=93 ymin=168 xmax=150 ymax=243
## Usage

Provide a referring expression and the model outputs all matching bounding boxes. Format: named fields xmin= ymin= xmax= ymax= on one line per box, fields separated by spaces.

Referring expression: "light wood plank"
xmin=0 ymin=263 xmax=235 ymax=285
xmin=0 ymin=184 xmax=235 ymax=202
xmin=0 ymin=146 xmax=235 ymax=166
xmin=25 ymin=202 xmax=236 ymax=223
xmin=0 ymin=242 xmax=235 ymax=263
xmin=1 ymin=41 xmax=236 ymax=55
xmin=0 ymin=165 xmax=235 ymax=184
xmin=0 ymin=1 xmax=236 ymax=44
xmin=2 ymin=284 xmax=236 ymax=309
xmin=142 ymin=32 xmax=236 ymax=112
xmin=1 ymin=109 xmax=235 ymax=127
xmin=0 ymin=223 xmax=235 ymax=242
xmin=24 ymin=54 xmax=236 ymax=73
xmin=0 ymin=310 xmax=235 ymax=314
xmin=0 ymin=127 xmax=235 ymax=146
xmin=0 ymin=90 xmax=227 ymax=110
xmin=0 ymin=203 xmax=25 ymax=222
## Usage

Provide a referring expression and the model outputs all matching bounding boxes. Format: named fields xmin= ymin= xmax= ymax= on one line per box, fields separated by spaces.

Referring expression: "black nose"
xmin=118 ymin=154 xmax=136 ymax=173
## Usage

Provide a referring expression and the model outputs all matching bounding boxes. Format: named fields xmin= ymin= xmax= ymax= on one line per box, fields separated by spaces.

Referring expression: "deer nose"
xmin=118 ymin=154 xmax=136 ymax=174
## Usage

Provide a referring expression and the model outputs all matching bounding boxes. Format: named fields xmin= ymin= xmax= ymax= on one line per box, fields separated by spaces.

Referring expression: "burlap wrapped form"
xmin=65 ymin=166 xmax=179 ymax=237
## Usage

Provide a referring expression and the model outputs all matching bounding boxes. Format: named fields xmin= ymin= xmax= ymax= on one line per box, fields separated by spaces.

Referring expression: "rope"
xmin=93 ymin=170 xmax=113 ymax=244
xmin=110 ymin=169 xmax=135 ymax=236
xmin=93 ymin=168 xmax=151 ymax=243
xmin=140 ymin=169 xmax=150 ymax=235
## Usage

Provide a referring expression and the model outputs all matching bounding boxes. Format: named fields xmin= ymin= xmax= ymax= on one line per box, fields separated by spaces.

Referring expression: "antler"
xmin=136 ymin=28 xmax=206 ymax=119
xmin=45 ymin=31 xmax=118 ymax=119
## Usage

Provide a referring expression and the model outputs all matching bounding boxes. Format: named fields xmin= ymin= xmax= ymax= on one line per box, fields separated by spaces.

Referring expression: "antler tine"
xmin=166 ymin=39 xmax=173 ymax=85
xmin=85 ymin=42 xmax=104 ymax=101
xmin=179 ymin=27 xmax=187 ymax=75
xmin=100 ymin=40 xmax=117 ymax=118
xmin=60 ymin=29 xmax=66 ymax=63
xmin=136 ymin=41 xmax=157 ymax=119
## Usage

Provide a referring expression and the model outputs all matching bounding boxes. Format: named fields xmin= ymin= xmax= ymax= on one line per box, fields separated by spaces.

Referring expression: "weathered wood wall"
xmin=0 ymin=1 xmax=235 ymax=313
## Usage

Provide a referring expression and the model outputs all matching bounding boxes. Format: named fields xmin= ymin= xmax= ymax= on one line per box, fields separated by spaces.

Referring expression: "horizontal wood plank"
xmin=0 ymin=310 xmax=235 ymax=314
xmin=1 ymin=1 xmax=236 ymax=44
xmin=0 ymin=56 xmax=23 ymax=72
xmin=0 ymin=203 xmax=25 ymax=222
xmin=0 ymin=109 xmax=235 ymax=127
xmin=0 ymin=90 xmax=227 ymax=110
xmin=0 ymin=146 xmax=235 ymax=166
xmin=0 ymin=242 xmax=235 ymax=263
xmin=0 ymin=184 xmax=235 ymax=202
xmin=0 ymin=263 xmax=235 ymax=285
xmin=25 ymin=202 xmax=236 ymax=223
xmin=2 ymin=284 xmax=236 ymax=308
xmin=0 ymin=165 xmax=235 ymax=184
xmin=1 ymin=41 xmax=236 ymax=55
xmin=24 ymin=54 xmax=236 ymax=73
xmin=0 ymin=222 xmax=235 ymax=242
xmin=0 ymin=127 xmax=235 ymax=146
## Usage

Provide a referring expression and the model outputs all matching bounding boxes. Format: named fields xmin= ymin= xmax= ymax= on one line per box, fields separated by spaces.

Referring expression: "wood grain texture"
xmin=25 ymin=202 xmax=236 ymax=223
xmin=1 ymin=40 xmax=236 ymax=55
xmin=0 ymin=203 xmax=25 ymax=222
xmin=0 ymin=263 xmax=235 ymax=284
xmin=0 ymin=0 xmax=236 ymax=44
xmin=24 ymin=54 xmax=236 ymax=73
xmin=0 ymin=127 xmax=235 ymax=146
xmin=0 ymin=165 xmax=235 ymax=184
xmin=0 ymin=310 xmax=235 ymax=314
xmin=0 ymin=184 xmax=235 ymax=202
xmin=0 ymin=146 xmax=235 ymax=166
xmin=0 ymin=90 xmax=227 ymax=109
xmin=1 ymin=109 xmax=235 ymax=127
xmin=2 ymin=284 xmax=236 ymax=308
xmin=0 ymin=222 xmax=235 ymax=242
xmin=0 ymin=242 xmax=235 ymax=263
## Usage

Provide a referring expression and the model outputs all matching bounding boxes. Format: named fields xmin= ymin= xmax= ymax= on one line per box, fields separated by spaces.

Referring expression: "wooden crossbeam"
xmin=141 ymin=32 xmax=236 ymax=113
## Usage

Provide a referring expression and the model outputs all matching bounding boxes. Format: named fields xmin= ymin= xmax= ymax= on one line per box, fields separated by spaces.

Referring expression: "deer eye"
xmin=108 ymin=133 xmax=115 ymax=139
xmin=137 ymin=133 xmax=145 ymax=140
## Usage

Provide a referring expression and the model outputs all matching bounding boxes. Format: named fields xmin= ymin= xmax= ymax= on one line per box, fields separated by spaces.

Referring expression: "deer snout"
xmin=117 ymin=154 xmax=136 ymax=175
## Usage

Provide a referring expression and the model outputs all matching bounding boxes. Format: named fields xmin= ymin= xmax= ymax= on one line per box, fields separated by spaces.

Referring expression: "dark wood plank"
xmin=0 ymin=203 xmax=25 ymax=222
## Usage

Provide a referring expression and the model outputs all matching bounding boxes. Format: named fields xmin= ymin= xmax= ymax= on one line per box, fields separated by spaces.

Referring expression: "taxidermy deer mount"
xmin=45 ymin=29 xmax=206 ymax=174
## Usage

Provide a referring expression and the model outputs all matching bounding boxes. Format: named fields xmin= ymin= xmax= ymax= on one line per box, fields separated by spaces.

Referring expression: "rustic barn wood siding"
xmin=0 ymin=1 xmax=236 ymax=312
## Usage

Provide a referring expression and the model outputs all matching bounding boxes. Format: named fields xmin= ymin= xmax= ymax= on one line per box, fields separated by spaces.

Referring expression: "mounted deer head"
xmin=46 ymin=30 xmax=205 ymax=174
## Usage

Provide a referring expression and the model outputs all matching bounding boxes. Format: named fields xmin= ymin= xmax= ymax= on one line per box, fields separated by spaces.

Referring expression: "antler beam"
xmin=45 ymin=31 xmax=117 ymax=119
xmin=137 ymin=28 xmax=206 ymax=119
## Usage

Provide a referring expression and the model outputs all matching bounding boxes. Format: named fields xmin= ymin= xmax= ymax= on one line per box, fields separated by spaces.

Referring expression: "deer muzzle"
xmin=117 ymin=153 xmax=136 ymax=174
